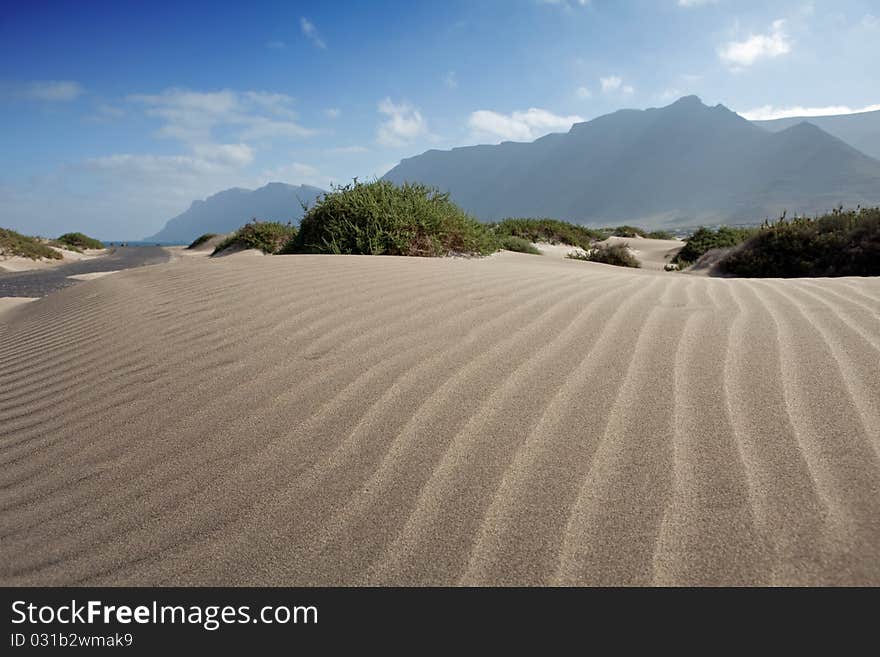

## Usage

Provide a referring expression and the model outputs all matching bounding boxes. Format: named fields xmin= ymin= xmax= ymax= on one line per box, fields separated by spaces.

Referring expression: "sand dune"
xmin=601 ymin=236 xmax=685 ymax=270
xmin=0 ymin=247 xmax=107 ymax=273
xmin=1 ymin=252 xmax=878 ymax=586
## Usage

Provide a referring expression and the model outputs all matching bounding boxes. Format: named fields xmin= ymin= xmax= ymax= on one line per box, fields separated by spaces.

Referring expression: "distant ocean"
xmin=102 ymin=240 xmax=187 ymax=247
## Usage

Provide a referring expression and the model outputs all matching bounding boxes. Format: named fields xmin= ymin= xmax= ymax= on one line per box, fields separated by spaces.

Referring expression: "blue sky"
xmin=1 ymin=0 xmax=878 ymax=239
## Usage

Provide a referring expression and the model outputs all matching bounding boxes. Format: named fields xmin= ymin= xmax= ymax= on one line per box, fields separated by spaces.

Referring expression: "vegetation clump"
xmin=489 ymin=218 xmax=604 ymax=251
xmin=213 ymin=220 xmax=297 ymax=255
xmin=719 ymin=207 xmax=880 ymax=278
xmin=610 ymin=225 xmax=646 ymax=238
xmin=672 ymin=225 xmax=757 ymax=267
xmin=645 ymin=230 xmax=675 ymax=240
xmin=500 ymin=235 xmax=541 ymax=254
xmin=188 ymin=233 xmax=218 ymax=249
xmin=0 ymin=227 xmax=62 ymax=260
xmin=568 ymin=242 xmax=641 ymax=268
xmin=55 ymin=231 xmax=104 ymax=251
xmin=282 ymin=179 xmax=497 ymax=256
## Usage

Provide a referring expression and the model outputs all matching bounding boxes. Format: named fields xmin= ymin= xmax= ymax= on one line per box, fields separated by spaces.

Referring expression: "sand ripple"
xmin=1 ymin=252 xmax=878 ymax=585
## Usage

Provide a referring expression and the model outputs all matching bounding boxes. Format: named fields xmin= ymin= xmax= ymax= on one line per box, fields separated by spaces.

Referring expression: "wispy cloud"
xmin=600 ymin=75 xmax=634 ymax=95
xmin=259 ymin=161 xmax=324 ymax=187
xmin=376 ymin=98 xmax=429 ymax=147
xmin=677 ymin=0 xmax=717 ymax=7
xmin=576 ymin=86 xmax=592 ymax=99
xmin=537 ymin=0 xmax=590 ymax=8
xmin=324 ymin=107 xmax=341 ymax=119
xmin=13 ymin=80 xmax=84 ymax=102
xmin=443 ymin=71 xmax=458 ymax=89
xmin=266 ymin=40 xmax=287 ymax=50
xmin=127 ymin=88 xmax=315 ymax=144
xmin=300 ymin=17 xmax=326 ymax=49
xmin=84 ymin=103 xmax=125 ymax=124
xmin=718 ymin=19 xmax=791 ymax=69
xmin=468 ymin=107 xmax=584 ymax=142
xmin=739 ymin=102 xmax=880 ymax=121
xmin=326 ymin=145 xmax=368 ymax=155
xmin=83 ymin=147 xmax=253 ymax=179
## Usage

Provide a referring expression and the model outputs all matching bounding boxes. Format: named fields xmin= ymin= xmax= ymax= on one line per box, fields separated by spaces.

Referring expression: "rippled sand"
xmin=1 ymin=252 xmax=878 ymax=585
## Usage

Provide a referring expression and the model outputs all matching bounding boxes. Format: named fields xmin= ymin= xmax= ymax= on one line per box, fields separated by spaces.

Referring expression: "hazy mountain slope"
xmin=754 ymin=108 xmax=880 ymax=160
xmin=384 ymin=97 xmax=880 ymax=227
xmin=147 ymin=183 xmax=325 ymax=242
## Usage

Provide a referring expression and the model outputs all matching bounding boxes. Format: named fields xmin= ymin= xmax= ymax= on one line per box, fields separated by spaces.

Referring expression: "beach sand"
xmin=0 ymin=247 xmax=107 ymax=273
xmin=1 ymin=252 xmax=878 ymax=586
xmin=0 ymin=297 xmax=38 ymax=316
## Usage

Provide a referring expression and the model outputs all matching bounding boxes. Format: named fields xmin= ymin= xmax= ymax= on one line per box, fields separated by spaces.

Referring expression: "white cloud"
xmin=300 ymin=17 xmax=326 ymax=49
xmin=600 ymin=75 xmax=634 ymax=95
xmin=468 ymin=107 xmax=584 ymax=142
xmin=718 ymin=19 xmax=791 ymax=68
xmin=576 ymin=86 xmax=592 ymax=99
xmin=191 ymin=143 xmax=255 ymax=167
xmin=739 ymin=103 xmax=880 ymax=121
xmin=324 ymin=107 xmax=341 ymax=119
xmin=85 ymin=103 xmax=125 ymax=123
xmin=17 ymin=80 xmax=84 ymax=102
xmin=444 ymin=71 xmax=458 ymax=89
xmin=862 ymin=14 xmax=878 ymax=29
xmin=85 ymin=142 xmax=254 ymax=178
xmin=239 ymin=117 xmax=314 ymax=141
xmin=538 ymin=0 xmax=590 ymax=7
xmin=677 ymin=0 xmax=717 ymax=7
xmin=657 ymin=88 xmax=683 ymax=102
xmin=127 ymin=88 xmax=315 ymax=144
xmin=326 ymin=145 xmax=368 ymax=154
xmin=259 ymin=161 xmax=325 ymax=188
xmin=376 ymin=98 xmax=429 ymax=147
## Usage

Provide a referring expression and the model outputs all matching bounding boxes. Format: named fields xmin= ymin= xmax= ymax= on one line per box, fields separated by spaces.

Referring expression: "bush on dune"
xmin=282 ymin=179 xmax=497 ymax=257
xmin=188 ymin=233 xmax=218 ymax=249
xmin=500 ymin=235 xmax=541 ymax=254
xmin=719 ymin=207 xmax=880 ymax=278
xmin=213 ymin=220 xmax=297 ymax=255
xmin=645 ymin=230 xmax=675 ymax=240
xmin=672 ymin=225 xmax=757 ymax=267
xmin=490 ymin=218 xmax=604 ymax=251
xmin=610 ymin=225 xmax=646 ymax=238
xmin=55 ymin=231 xmax=104 ymax=251
xmin=568 ymin=242 xmax=641 ymax=268
xmin=0 ymin=227 xmax=62 ymax=260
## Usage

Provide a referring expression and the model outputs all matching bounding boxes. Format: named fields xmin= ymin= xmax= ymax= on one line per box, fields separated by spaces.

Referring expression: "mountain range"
xmin=146 ymin=183 xmax=324 ymax=242
xmin=147 ymin=97 xmax=880 ymax=238
xmin=754 ymin=108 xmax=880 ymax=160
xmin=383 ymin=96 xmax=880 ymax=227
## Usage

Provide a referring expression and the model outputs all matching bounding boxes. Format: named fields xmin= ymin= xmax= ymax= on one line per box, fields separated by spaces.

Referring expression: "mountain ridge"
xmin=146 ymin=182 xmax=325 ymax=243
xmin=754 ymin=107 xmax=880 ymax=160
xmin=384 ymin=96 xmax=880 ymax=228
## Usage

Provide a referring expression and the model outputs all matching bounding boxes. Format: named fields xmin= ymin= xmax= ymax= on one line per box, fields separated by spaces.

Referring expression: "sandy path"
xmin=0 ymin=252 xmax=878 ymax=585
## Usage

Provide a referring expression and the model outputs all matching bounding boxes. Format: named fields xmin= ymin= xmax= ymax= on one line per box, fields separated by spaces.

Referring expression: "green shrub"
xmin=0 ymin=227 xmax=62 ymax=260
xmin=719 ymin=207 xmax=880 ymax=278
xmin=213 ymin=220 xmax=297 ymax=255
xmin=500 ymin=235 xmax=541 ymax=254
xmin=489 ymin=218 xmax=604 ymax=251
xmin=188 ymin=233 xmax=218 ymax=249
xmin=611 ymin=225 xmax=646 ymax=238
xmin=568 ymin=242 xmax=641 ymax=268
xmin=282 ymin=179 xmax=497 ymax=256
xmin=672 ymin=226 xmax=757 ymax=267
xmin=645 ymin=230 xmax=675 ymax=240
xmin=55 ymin=231 xmax=104 ymax=250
